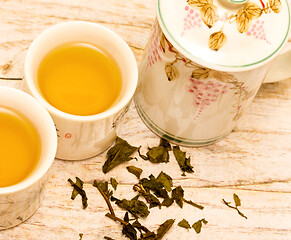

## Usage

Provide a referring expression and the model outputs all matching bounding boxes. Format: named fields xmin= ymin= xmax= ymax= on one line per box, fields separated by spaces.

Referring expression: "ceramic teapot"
xmin=134 ymin=0 xmax=290 ymax=146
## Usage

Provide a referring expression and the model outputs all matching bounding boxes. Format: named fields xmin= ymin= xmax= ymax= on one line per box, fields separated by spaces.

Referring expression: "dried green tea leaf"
xmin=161 ymin=197 xmax=174 ymax=207
xmin=127 ymin=166 xmax=143 ymax=179
xmin=110 ymin=177 xmax=118 ymax=191
xmin=139 ymin=175 xmax=169 ymax=199
xmin=233 ymin=193 xmax=241 ymax=207
xmin=156 ymin=171 xmax=173 ymax=192
xmin=132 ymin=220 xmax=156 ymax=238
xmin=122 ymin=222 xmax=137 ymax=240
xmin=172 ymin=186 xmax=184 ymax=208
xmin=112 ymin=197 xmax=150 ymax=218
xmin=192 ymin=218 xmax=208 ymax=234
xmin=178 ymin=219 xmax=191 ymax=229
xmin=138 ymin=139 xmax=171 ymax=164
xmin=133 ymin=184 xmax=161 ymax=209
xmin=79 ymin=233 xmax=83 ymax=240
xmin=156 ymin=219 xmax=175 ymax=240
xmin=104 ymin=237 xmax=115 ymax=240
xmin=103 ymin=137 xmax=139 ymax=174
xmin=173 ymin=146 xmax=194 ymax=175
xmin=68 ymin=177 xmax=88 ymax=209
xmin=93 ymin=180 xmax=113 ymax=198
xmin=222 ymin=197 xmax=247 ymax=219
xmin=184 ymin=199 xmax=204 ymax=210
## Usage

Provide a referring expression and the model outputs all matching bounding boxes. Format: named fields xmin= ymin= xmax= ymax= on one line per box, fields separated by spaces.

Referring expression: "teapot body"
xmin=134 ymin=21 xmax=272 ymax=146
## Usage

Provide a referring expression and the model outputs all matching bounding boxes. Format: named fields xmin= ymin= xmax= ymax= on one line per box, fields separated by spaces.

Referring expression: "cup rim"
xmin=0 ymin=87 xmax=57 ymax=194
xmin=24 ymin=21 xmax=138 ymax=122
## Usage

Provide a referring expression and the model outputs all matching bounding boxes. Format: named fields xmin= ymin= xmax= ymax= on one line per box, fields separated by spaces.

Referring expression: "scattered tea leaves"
xmin=172 ymin=186 xmax=184 ymax=208
xmin=156 ymin=219 xmax=175 ymax=240
xmin=161 ymin=197 xmax=174 ymax=207
xmin=138 ymin=138 xmax=171 ymax=164
xmin=222 ymin=194 xmax=247 ymax=219
xmin=173 ymin=146 xmax=194 ymax=175
xmin=103 ymin=137 xmax=139 ymax=174
xmin=127 ymin=166 xmax=143 ymax=179
xmin=192 ymin=218 xmax=208 ymax=234
xmin=110 ymin=177 xmax=118 ymax=191
xmin=111 ymin=197 xmax=150 ymax=218
xmin=68 ymin=177 xmax=88 ymax=209
xmin=178 ymin=219 xmax=191 ymax=229
xmin=132 ymin=220 xmax=155 ymax=238
xmin=156 ymin=171 xmax=173 ymax=192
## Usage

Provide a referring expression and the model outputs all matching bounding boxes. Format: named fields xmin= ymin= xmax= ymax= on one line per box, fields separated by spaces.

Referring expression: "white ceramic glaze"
xmin=157 ymin=0 xmax=290 ymax=72
xmin=134 ymin=20 xmax=277 ymax=146
xmin=25 ymin=21 xmax=138 ymax=160
xmin=0 ymin=87 xmax=57 ymax=230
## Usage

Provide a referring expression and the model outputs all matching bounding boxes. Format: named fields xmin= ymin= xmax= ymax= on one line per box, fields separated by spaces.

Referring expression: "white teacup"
xmin=0 ymin=87 xmax=57 ymax=230
xmin=25 ymin=21 xmax=138 ymax=160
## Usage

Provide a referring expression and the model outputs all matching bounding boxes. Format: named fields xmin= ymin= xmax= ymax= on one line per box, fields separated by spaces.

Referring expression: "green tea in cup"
xmin=0 ymin=107 xmax=41 ymax=188
xmin=37 ymin=42 xmax=122 ymax=116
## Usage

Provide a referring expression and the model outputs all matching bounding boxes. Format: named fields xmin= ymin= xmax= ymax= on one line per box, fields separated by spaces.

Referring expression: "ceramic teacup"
xmin=0 ymin=87 xmax=57 ymax=230
xmin=24 ymin=21 xmax=138 ymax=160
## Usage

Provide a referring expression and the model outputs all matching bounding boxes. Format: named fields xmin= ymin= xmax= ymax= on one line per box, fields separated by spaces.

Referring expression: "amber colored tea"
xmin=0 ymin=107 xmax=41 ymax=187
xmin=37 ymin=42 xmax=122 ymax=116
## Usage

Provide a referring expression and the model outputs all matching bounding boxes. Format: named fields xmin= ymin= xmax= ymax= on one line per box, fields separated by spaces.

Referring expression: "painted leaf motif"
xmin=236 ymin=9 xmax=251 ymax=33
xmin=165 ymin=63 xmax=179 ymax=81
xmin=244 ymin=2 xmax=262 ymax=20
xmin=187 ymin=0 xmax=212 ymax=8
xmin=160 ymin=34 xmax=166 ymax=53
xmin=208 ymin=31 xmax=226 ymax=51
xmin=269 ymin=0 xmax=282 ymax=13
xmin=191 ymin=67 xmax=209 ymax=79
xmin=200 ymin=4 xmax=218 ymax=28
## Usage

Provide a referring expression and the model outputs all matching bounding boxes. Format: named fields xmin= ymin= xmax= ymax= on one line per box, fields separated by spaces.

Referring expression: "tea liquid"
xmin=37 ymin=42 xmax=122 ymax=116
xmin=0 ymin=107 xmax=41 ymax=187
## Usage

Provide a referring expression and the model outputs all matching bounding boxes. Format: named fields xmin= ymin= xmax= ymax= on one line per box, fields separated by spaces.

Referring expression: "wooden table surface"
xmin=0 ymin=0 xmax=291 ymax=239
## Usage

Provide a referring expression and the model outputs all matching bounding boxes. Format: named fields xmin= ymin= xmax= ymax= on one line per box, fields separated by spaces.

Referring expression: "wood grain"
xmin=0 ymin=0 xmax=291 ymax=239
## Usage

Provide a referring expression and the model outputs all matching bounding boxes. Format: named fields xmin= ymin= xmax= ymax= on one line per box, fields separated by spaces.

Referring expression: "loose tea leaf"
xmin=127 ymin=166 xmax=143 ymax=179
xmin=122 ymin=212 xmax=137 ymax=240
xmin=79 ymin=233 xmax=83 ymax=240
xmin=68 ymin=177 xmax=88 ymax=209
xmin=178 ymin=219 xmax=191 ymax=229
xmin=104 ymin=237 xmax=115 ymax=240
xmin=156 ymin=219 xmax=175 ymax=240
xmin=172 ymin=186 xmax=184 ymax=208
xmin=110 ymin=178 xmax=118 ymax=191
xmin=192 ymin=218 xmax=208 ymax=234
xmin=133 ymin=184 xmax=161 ymax=209
xmin=173 ymin=146 xmax=194 ymax=175
xmin=132 ymin=220 xmax=155 ymax=238
xmin=111 ymin=197 xmax=150 ymax=218
xmin=93 ymin=180 xmax=113 ymax=198
xmin=161 ymin=197 xmax=174 ymax=207
xmin=138 ymin=139 xmax=171 ymax=164
xmin=156 ymin=171 xmax=173 ymax=192
xmin=233 ymin=193 xmax=241 ymax=207
xmin=103 ymin=137 xmax=139 ymax=174
xmin=140 ymin=175 xmax=169 ymax=200
xmin=222 ymin=194 xmax=247 ymax=219
xmin=184 ymin=199 xmax=204 ymax=210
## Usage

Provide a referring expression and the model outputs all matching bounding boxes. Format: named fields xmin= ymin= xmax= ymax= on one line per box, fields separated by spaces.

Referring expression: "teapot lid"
xmin=157 ymin=0 xmax=290 ymax=71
